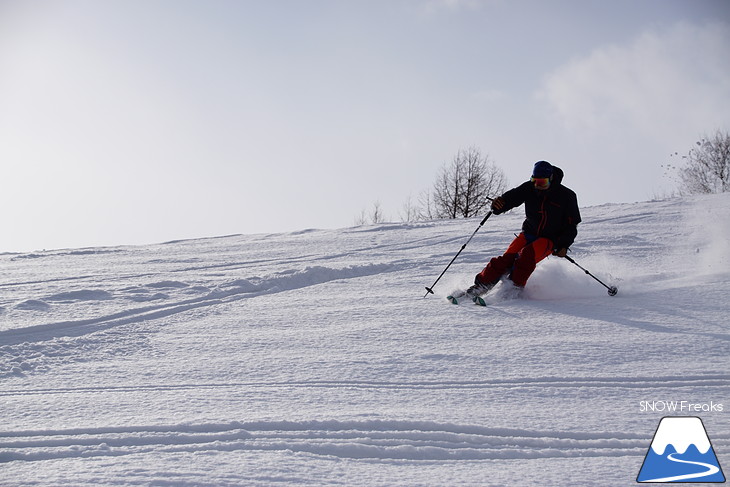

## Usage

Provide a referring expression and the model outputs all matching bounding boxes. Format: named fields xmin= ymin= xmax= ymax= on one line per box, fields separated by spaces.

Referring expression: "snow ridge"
xmin=0 ymin=263 xmax=396 ymax=375
xmin=0 ymin=419 xmax=646 ymax=463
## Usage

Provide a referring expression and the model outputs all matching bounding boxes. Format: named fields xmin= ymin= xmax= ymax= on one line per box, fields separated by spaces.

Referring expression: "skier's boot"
xmin=465 ymin=277 xmax=497 ymax=301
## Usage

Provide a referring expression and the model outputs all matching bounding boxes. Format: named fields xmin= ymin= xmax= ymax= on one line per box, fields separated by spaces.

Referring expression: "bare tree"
xmin=355 ymin=201 xmax=386 ymax=225
xmin=354 ymin=209 xmax=367 ymax=226
xmin=666 ymin=130 xmax=730 ymax=195
xmin=432 ymin=147 xmax=508 ymax=219
xmin=362 ymin=147 xmax=508 ymax=225
xmin=416 ymin=189 xmax=437 ymax=221
xmin=370 ymin=201 xmax=385 ymax=224
xmin=400 ymin=193 xmax=419 ymax=223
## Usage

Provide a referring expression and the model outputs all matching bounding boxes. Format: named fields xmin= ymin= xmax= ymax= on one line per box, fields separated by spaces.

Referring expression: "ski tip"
xmin=447 ymin=295 xmax=459 ymax=305
xmin=473 ymin=296 xmax=487 ymax=306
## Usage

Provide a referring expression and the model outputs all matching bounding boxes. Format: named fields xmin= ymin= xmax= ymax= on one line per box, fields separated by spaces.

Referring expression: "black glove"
xmin=491 ymin=197 xmax=506 ymax=213
xmin=552 ymin=248 xmax=568 ymax=258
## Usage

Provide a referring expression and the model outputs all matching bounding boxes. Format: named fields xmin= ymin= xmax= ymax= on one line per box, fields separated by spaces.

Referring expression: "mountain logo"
xmin=637 ymin=416 xmax=725 ymax=483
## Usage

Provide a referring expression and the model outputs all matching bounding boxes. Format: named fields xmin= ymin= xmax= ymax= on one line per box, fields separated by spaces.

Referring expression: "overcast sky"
xmin=1 ymin=0 xmax=729 ymax=252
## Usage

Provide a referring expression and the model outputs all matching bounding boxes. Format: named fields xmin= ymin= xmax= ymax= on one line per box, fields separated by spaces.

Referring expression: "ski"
xmin=446 ymin=291 xmax=466 ymax=305
xmin=446 ymin=291 xmax=487 ymax=306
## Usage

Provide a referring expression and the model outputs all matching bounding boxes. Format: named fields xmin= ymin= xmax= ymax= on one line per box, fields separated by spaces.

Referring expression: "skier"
xmin=466 ymin=160 xmax=581 ymax=300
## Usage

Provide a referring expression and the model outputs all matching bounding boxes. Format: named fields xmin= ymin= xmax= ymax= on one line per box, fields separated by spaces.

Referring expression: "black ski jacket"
xmin=494 ymin=166 xmax=581 ymax=250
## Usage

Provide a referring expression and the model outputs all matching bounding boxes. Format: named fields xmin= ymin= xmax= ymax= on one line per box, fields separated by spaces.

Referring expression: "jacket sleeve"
xmin=493 ymin=182 xmax=531 ymax=215
xmin=554 ymin=190 xmax=581 ymax=249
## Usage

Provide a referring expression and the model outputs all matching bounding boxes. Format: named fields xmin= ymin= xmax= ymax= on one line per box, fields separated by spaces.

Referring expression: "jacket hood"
xmin=552 ymin=166 xmax=564 ymax=186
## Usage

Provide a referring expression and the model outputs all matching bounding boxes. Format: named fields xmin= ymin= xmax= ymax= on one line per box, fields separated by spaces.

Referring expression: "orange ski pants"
xmin=476 ymin=233 xmax=554 ymax=288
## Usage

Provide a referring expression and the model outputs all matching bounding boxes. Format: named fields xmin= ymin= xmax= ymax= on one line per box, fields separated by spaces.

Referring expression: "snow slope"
xmin=1 ymin=194 xmax=729 ymax=486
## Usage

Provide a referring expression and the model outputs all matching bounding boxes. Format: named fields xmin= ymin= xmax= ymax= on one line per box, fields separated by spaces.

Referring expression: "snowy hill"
xmin=1 ymin=194 xmax=729 ymax=486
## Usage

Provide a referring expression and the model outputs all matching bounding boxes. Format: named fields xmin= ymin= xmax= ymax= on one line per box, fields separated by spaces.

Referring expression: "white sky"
xmin=1 ymin=0 xmax=729 ymax=252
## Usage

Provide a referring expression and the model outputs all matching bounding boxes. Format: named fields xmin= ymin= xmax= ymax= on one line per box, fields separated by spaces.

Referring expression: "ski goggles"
xmin=531 ymin=176 xmax=551 ymax=190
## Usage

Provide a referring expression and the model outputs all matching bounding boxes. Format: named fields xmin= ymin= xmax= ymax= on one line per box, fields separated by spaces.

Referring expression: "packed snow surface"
xmin=1 ymin=194 xmax=729 ymax=486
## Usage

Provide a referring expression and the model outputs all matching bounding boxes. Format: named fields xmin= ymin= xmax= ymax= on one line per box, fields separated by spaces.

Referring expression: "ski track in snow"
xmin=2 ymin=374 xmax=729 ymax=397
xmin=0 ymin=263 xmax=396 ymax=347
xmin=1 ymin=195 xmax=729 ymax=486
xmin=0 ymin=419 xmax=650 ymax=463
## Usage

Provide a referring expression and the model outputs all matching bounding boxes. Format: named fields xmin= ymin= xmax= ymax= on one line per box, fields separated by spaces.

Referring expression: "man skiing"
xmin=465 ymin=160 xmax=581 ymax=300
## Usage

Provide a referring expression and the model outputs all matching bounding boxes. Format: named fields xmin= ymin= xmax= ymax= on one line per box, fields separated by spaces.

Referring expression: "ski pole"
xmin=564 ymin=255 xmax=618 ymax=296
xmin=424 ymin=211 xmax=493 ymax=298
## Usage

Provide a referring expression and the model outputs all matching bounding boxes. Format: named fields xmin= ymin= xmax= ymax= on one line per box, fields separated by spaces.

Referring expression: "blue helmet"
xmin=532 ymin=160 xmax=553 ymax=178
